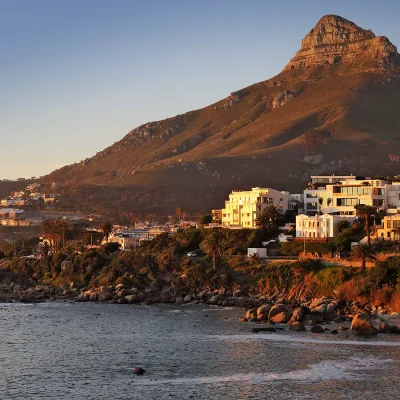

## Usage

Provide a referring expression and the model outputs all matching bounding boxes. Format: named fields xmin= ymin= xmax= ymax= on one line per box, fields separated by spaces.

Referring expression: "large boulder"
xmin=268 ymin=304 xmax=287 ymax=320
xmin=289 ymin=307 xmax=305 ymax=323
xmin=125 ymin=295 xmax=137 ymax=304
xmin=257 ymin=304 xmax=271 ymax=321
xmin=270 ymin=311 xmax=289 ymax=324
xmin=98 ymin=292 xmax=113 ymax=302
xmin=350 ymin=312 xmax=378 ymax=336
xmin=288 ymin=321 xmax=306 ymax=331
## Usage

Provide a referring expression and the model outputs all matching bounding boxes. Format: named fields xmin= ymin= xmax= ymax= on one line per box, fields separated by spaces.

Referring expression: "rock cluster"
xmin=284 ymin=15 xmax=400 ymax=72
xmin=243 ymin=296 xmax=400 ymax=337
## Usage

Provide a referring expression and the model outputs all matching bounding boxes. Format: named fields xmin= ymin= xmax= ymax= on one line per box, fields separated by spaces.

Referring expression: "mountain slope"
xmin=46 ymin=15 xmax=400 ymax=215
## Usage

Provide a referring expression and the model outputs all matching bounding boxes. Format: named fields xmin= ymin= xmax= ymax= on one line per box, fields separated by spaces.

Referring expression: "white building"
xmin=220 ymin=187 xmax=302 ymax=229
xmin=296 ymin=214 xmax=356 ymax=238
xmin=303 ymin=177 xmax=390 ymax=216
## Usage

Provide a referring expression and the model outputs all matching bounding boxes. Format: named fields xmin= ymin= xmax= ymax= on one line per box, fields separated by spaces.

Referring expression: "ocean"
xmin=0 ymin=302 xmax=399 ymax=399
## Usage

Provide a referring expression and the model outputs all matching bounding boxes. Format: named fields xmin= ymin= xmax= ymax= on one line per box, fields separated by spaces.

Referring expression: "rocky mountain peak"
xmin=284 ymin=15 xmax=400 ymax=71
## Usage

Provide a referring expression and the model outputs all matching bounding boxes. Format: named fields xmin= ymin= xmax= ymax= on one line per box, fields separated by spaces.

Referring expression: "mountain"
xmin=45 ymin=15 xmax=400 ymax=215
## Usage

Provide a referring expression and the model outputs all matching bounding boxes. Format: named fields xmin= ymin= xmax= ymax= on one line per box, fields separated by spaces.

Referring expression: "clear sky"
xmin=1 ymin=0 xmax=399 ymax=179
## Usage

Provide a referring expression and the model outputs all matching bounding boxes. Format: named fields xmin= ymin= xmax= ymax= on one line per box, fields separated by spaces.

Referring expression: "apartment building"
xmin=303 ymin=177 xmax=390 ymax=216
xmin=220 ymin=187 xmax=299 ymax=229
xmin=376 ymin=215 xmax=400 ymax=240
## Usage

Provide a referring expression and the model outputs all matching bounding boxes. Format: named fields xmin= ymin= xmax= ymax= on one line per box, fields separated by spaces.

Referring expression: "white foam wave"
xmin=209 ymin=333 xmax=400 ymax=347
xmin=131 ymin=357 xmax=392 ymax=386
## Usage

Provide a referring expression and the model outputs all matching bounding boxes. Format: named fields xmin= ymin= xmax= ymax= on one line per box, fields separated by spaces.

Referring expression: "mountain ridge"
xmin=45 ymin=15 xmax=400 ymax=215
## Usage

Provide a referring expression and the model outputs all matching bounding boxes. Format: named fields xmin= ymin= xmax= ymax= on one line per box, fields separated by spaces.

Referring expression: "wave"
xmin=130 ymin=357 xmax=392 ymax=386
xmin=209 ymin=333 xmax=400 ymax=347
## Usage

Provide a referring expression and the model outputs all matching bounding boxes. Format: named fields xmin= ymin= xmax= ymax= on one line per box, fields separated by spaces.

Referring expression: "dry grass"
xmin=389 ymin=292 xmax=400 ymax=313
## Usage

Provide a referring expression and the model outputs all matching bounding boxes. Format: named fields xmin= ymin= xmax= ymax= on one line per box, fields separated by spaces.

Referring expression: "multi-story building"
xmin=296 ymin=214 xmax=356 ymax=238
xmin=303 ymin=177 xmax=390 ymax=216
xmin=376 ymin=215 xmax=400 ymax=241
xmin=220 ymin=187 xmax=301 ymax=229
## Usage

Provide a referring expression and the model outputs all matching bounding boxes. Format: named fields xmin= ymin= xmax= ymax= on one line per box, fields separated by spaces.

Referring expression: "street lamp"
xmin=303 ymin=230 xmax=307 ymax=257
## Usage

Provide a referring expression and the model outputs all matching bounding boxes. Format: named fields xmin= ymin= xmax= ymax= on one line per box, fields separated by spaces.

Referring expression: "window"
xmin=387 ymin=220 xmax=392 ymax=229
xmin=336 ymin=198 xmax=358 ymax=206
xmin=279 ymin=198 xmax=283 ymax=202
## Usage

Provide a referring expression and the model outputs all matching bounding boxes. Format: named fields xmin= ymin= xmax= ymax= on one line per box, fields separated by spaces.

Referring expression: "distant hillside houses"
xmin=105 ymin=225 xmax=175 ymax=250
xmin=0 ymin=208 xmax=31 ymax=226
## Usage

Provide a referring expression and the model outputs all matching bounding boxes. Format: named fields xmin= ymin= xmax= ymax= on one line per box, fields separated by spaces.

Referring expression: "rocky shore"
xmin=1 ymin=282 xmax=400 ymax=337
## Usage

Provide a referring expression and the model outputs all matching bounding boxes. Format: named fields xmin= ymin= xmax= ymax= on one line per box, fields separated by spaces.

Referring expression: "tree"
xmin=42 ymin=218 xmax=72 ymax=250
xmin=351 ymin=244 xmax=376 ymax=269
xmin=175 ymin=206 xmax=185 ymax=223
xmin=100 ymin=221 xmax=114 ymax=243
xmin=355 ymin=205 xmax=377 ymax=245
xmin=334 ymin=220 xmax=351 ymax=236
xmin=198 ymin=214 xmax=213 ymax=225
xmin=200 ymin=230 xmax=225 ymax=270
xmin=256 ymin=205 xmax=282 ymax=229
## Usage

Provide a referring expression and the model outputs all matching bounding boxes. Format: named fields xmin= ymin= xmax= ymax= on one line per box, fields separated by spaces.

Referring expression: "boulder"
xmin=289 ymin=307 xmax=305 ymax=323
xmin=208 ymin=295 xmax=219 ymax=305
xmin=89 ymin=293 xmax=98 ymax=302
xmin=310 ymin=325 xmax=325 ymax=333
xmin=288 ymin=321 xmax=306 ymax=331
xmin=378 ymin=321 xmax=390 ymax=334
xmin=132 ymin=367 xmax=145 ymax=376
xmin=257 ymin=304 xmax=271 ymax=321
xmin=350 ymin=312 xmax=378 ymax=336
xmin=183 ymin=293 xmax=193 ymax=303
xmin=98 ymin=292 xmax=113 ymax=302
xmin=245 ymin=308 xmax=258 ymax=320
xmin=270 ymin=311 xmax=289 ymax=324
xmin=125 ymin=295 xmax=137 ymax=304
xmin=253 ymin=327 xmax=277 ymax=333
xmin=268 ymin=304 xmax=287 ymax=320
xmin=239 ymin=317 xmax=248 ymax=323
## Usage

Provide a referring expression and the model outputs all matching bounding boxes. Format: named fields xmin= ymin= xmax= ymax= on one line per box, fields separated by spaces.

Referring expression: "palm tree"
xmin=175 ymin=206 xmax=185 ymax=223
xmin=200 ymin=230 xmax=225 ymax=270
xmin=351 ymin=244 xmax=376 ymax=268
xmin=100 ymin=221 xmax=114 ymax=243
xmin=355 ymin=205 xmax=377 ymax=245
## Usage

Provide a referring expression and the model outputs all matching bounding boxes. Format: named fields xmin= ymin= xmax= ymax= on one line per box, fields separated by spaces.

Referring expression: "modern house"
xmin=303 ymin=177 xmax=391 ymax=216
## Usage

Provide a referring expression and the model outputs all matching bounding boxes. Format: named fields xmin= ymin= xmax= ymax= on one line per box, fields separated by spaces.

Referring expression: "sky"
xmin=1 ymin=0 xmax=399 ymax=179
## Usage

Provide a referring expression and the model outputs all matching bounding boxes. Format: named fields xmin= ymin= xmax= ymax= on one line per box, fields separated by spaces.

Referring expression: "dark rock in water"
xmin=133 ymin=367 xmax=145 ymax=376
xmin=252 ymin=327 xmax=277 ymax=333
xmin=331 ymin=329 xmax=339 ymax=334
xmin=204 ymin=314 xmax=209 ymax=318
xmin=310 ymin=325 xmax=325 ymax=333
xmin=378 ymin=321 xmax=390 ymax=334
xmin=389 ymin=325 xmax=400 ymax=334
xmin=288 ymin=321 xmax=306 ymax=331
